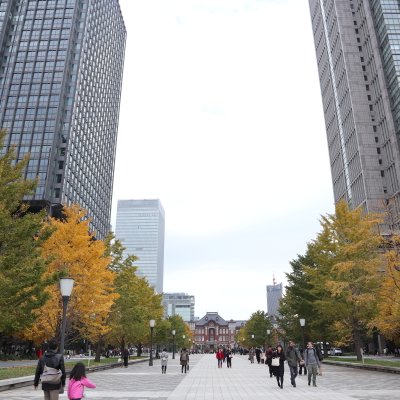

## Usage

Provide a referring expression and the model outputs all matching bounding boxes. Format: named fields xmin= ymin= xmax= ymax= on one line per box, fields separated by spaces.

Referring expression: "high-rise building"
xmin=308 ymin=0 xmax=400 ymax=227
xmin=0 ymin=0 xmax=126 ymax=238
xmin=266 ymin=281 xmax=282 ymax=318
xmin=115 ymin=199 xmax=165 ymax=293
xmin=163 ymin=293 xmax=195 ymax=322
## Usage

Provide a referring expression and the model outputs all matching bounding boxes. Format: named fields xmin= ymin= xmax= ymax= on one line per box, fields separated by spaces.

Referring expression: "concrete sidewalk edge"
xmin=323 ymin=360 xmax=400 ymax=374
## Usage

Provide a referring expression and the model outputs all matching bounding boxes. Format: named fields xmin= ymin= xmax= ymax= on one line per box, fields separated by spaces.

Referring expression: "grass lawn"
xmin=326 ymin=357 xmax=400 ymax=367
xmin=0 ymin=357 xmax=143 ymax=380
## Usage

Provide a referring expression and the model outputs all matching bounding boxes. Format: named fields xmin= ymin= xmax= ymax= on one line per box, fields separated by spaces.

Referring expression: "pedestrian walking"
xmin=255 ymin=347 xmax=262 ymax=364
xmin=260 ymin=350 xmax=266 ymax=364
xmin=248 ymin=347 xmax=255 ymax=364
xmin=180 ymin=348 xmax=189 ymax=373
xmin=285 ymin=341 xmax=302 ymax=387
xmin=216 ymin=348 xmax=224 ymax=368
xmin=123 ymin=348 xmax=129 ymax=368
xmin=226 ymin=348 xmax=233 ymax=368
xmin=266 ymin=346 xmax=273 ymax=378
xmin=34 ymin=340 xmax=66 ymax=400
xmin=298 ymin=346 xmax=307 ymax=375
xmin=304 ymin=341 xmax=321 ymax=387
xmin=160 ymin=348 xmax=168 ymax=374
xmin=67 ymin=362 xmax=96 ymax=400
xmin=271 ymin=345 xmax=286 ymax=389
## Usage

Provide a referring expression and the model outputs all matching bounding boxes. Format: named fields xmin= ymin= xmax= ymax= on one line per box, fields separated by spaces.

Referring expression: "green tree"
xmin=168 ymin=315 xmax=189 ymax=350
xmin=373 ymin=234 xmax=400 ymax=344
xmin=307 ymin=200 xmax=382 ymax=360
xmin=107 ymin=265 xmax=164 ymax=355
xmin=240 ymin=310 xmax=272 ymax=348
xmin=104 ymin=232 xmax=138 ymax=273
xmin=153 ymin=319 xmax=172 ymax=351
xmin=0 ymin=129 xmax=49 ymax=338
xmin=278 ymin=250 xmax=335 ymax=352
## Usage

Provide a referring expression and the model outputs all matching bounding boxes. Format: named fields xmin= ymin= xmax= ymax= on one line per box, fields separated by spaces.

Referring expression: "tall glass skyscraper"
xmin=163 ymin=293 xmax=195 ymax=322
xmin=0 ymin=0 xmax=126 ymax=238
xmin=115 ymin=199 xmax=165 ymax=293
xmin=266 ymin=282 xmax=282 ymax=319
xmin=309 ymin=0 xmax=400 ymax=228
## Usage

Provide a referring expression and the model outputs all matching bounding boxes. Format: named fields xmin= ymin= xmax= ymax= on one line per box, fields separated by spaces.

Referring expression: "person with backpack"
xmin=180 ymin=348 xmax=189 ymax=373
xmin=34 ymin=340 xmax=66 ymax=400
xmin=285 ymin=341 xmax=303 ymax=387
xmin=67 ymin=362 xmax=96 ymax=400
xmin=298 ymin=345 xmax=307 ymax=375
xmin=315 ymin=345 xmax=324 ymax=376
xmin=304 ymin=341 xmax=321 ymax=387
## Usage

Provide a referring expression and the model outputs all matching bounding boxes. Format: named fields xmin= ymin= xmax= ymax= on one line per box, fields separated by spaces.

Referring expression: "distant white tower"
xmin=115 ymin=199 xmax=165 ymax=293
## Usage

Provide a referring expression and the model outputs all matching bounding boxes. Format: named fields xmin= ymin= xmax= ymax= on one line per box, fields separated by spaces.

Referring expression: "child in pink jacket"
xmin=67 ymin=362 xmax=96 ymax=400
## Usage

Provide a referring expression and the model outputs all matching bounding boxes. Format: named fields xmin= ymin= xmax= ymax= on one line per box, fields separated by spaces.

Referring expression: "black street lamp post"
xmin=299 ymin=318 xmax=306 ymax=351
xmin=267 ymin=329 xmax=271 ymax=347
xmin=60 ymin=278 xmax=74 ymax=355
xmin=149 ymin=319 xmax=155 ymax=366
xmin=172 ymin=330 xmax=176 ymax=359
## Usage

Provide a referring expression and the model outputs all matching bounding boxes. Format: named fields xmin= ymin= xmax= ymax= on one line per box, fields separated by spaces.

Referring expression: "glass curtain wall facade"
xmin=163 ymin=293 xmax=195 ymax=322
xmin=266 ymin=282 xmax=282 ymax=319
xmin=115 ymin=199 xmax=165 ymax=293
xmin=308 ymin=0 xmax=400 ymax=229
xmin=0 ymin=0 xmax=126 ymax=238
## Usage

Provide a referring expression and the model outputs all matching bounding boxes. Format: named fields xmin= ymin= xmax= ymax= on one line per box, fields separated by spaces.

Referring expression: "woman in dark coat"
xmin=266 ymin=346 xmax=274 ymax=378
xmin=271 ymin=344 xmax=286 ymax=388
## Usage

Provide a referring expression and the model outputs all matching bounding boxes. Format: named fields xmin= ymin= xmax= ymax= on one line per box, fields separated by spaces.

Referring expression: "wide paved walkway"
xmin=1 ymin=354 xmax=400 ymax=399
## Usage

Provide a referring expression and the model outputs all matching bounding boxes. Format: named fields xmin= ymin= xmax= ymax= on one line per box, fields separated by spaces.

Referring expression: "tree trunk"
xmin=137 ymin=342 xmax=142 ymax=357
xmin=120 ymin=337 xmax=125 ymax=358
xmin=354 ymin=329 xmax=363 ymax=361
xmin=323 ymin=340 xmax=329 ymax=358
xmin=94 ymin=339 xmax=102 ymax=362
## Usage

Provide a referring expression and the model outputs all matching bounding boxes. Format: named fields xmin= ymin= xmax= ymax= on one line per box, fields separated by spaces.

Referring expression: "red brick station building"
xmin=188 ymin=312 xmax=246 ymax=352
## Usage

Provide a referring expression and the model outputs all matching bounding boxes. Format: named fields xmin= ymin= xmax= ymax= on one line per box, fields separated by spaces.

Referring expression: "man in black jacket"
xmin=34 ymin=340 xmax=66 ymax=400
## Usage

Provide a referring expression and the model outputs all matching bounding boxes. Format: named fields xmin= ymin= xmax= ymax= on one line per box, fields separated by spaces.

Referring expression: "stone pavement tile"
xmin=2 ymin=354 xmax=400 ymax=400
xmin=0 ymin=354 xmax=199 ymax=400
xmin=167 ymin=354 xmax=400 ymax=400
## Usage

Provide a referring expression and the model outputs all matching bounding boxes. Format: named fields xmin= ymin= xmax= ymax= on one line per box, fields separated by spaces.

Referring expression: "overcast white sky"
xmin=113 ymin=0 xmax=334 ymax=320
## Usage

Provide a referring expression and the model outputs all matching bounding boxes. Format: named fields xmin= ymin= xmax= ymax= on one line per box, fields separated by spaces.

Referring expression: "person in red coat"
xmin=216 ymin=348 xmax=224 ymax=368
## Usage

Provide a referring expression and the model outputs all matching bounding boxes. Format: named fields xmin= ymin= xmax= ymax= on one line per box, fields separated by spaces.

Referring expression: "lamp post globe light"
xmin=149 ymin=319 xmax=155 ymax=366
xmin=267 ymin=329 xmax=271 ymax=346
xmin=299 ymin=318 xmax=306 ymax=351
xmin=172 ymin=330 xmax=176 ymax=359
xmin=59 ymin=277 xmax=74 ymax=355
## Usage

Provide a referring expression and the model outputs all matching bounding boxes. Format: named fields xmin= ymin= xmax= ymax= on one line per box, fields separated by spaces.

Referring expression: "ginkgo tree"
xmin=373 ymin=234 xmax=400 ymax=343
xmin=106 ymin=264 xmax=164 ymax=355
xmin=0 ymin=129 xmax=50 ymax=338
xmin=304 ymin=200 xmax=383 ymax=360
xmin=22 ymin=205 xmax=118 ymax=347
